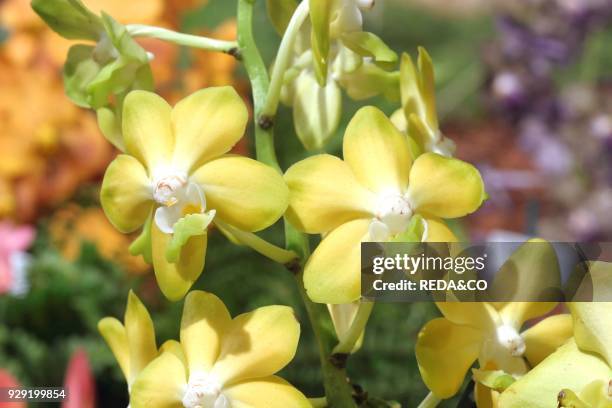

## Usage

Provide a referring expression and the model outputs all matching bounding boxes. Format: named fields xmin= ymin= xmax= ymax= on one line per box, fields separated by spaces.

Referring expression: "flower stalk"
xmin=126 ymin=24 xmax=240 ymax=57
xmin=236 ymin=0 xmax=280 ymax=171
xmin=417 ymin=392 xmax=441 ymax=408
xmin=214 ymin=219 xmax=297 ymax=264
xmin=261 ymin=0 xmax=310 ymax=118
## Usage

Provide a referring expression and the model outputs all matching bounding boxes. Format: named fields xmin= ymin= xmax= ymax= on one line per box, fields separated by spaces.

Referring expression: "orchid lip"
xmin=151 ymin=169 xmax=208 ymax=234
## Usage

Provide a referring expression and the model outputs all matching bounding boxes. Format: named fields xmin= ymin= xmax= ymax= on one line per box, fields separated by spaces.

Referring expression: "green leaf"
xmin=129 ymin=214 xmax=153 ymax=264
xmin=341 ymin=31 xmax=398 ymax=68
xmin=309 ymin=0 xmax=333 ymax=86
xmin=472 ymin=369 xmax=516 ymax=392
xmin=31 ymin=0 xmax=102 ymax=41
xmin=266 ymin=0 xmax=298 ymax=35
xmin=165 ymin=212 xmax=215 ymax=263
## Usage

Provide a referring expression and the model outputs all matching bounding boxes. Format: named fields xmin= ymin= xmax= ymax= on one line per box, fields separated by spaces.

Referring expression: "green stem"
xmin=214 ymin=219 xmax=297 ymax=264
xmin=261 ymin=0 xmax=310 ymax=118
xmin=237 ymin=2 xmax=357 ymax=406
xmin=126 ymin=24 xmax=239 ymax=56
xmin=236 ymin=0 xmax=280 ymax=171
xmin=296 ymin=271 xmax=358 ymax=408
xmin=417 ymin=392 xmax=441 ymax=408
xmin=332 ymin=301 xmax=374 ymax=355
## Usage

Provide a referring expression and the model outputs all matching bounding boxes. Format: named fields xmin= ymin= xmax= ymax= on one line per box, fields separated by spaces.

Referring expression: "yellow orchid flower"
xmin=497 ymin=293 xmax=612 ymax=408
xmin=390 ymin=48 xmax=456 ymax=157
xmin=100 ymin=87 xmax=289 ymax=301
xmin=98 ymin=290 xmax=159 ymax=391
xmin=415 ymin=240 xmax=573 ymax=402
xmin=284 ymin=106 xmax=485 ymax=304
xmin=129 ymin=290 xmax=310 ymax=408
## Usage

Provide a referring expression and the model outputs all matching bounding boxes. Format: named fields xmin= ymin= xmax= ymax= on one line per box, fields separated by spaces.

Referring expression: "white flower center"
xmin=369 ymin=192 xmax=413 ymax=241
xmin=182 ymin=372 xmax=229 ymax=408
xmin=151 ymin=170 xmax=207 ymax=234
xmin=496 ymin=325 xmax=526 ymax=357
xmin=153 ymin=172 xmax=189 ymax=206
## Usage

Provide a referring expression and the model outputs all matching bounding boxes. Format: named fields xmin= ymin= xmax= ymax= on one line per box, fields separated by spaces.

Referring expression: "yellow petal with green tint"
xmin=569 ymin=302 xmax=612 ymax=367
xmin=436 ymin=302 xmax=501 ymax=332
xmin=400 ymin=53 xmax=426 ymax=122
xmin=122 ymin=90 xmax=174 ymax=171
xmin=424 ymin=217 xmax=458 ymax=242
xmin=416 ymin=47 xmax=439 ymax=130
xmin=212 ymin=305 xmax=300 ymax=385
xmin=125 ymin=290 xmax=158 ymax=383
xmin=416 ymin=318 xmax=483 ymax=398
xmin=292 ymin=70 xmax=342 ymax=151
xmin=96 ymin=107 xmax=125 ymax=151
xmin=568 ymin=261 xmax=612 ymax=301
xmin=171 ymin=87 xmax=248 ymax=173
xmin=343 ymin=106 xmax=412 ymax=193
xmin=180 ymin=291 xmax=231 ymax=374
xmin=497 ymin=302 xmax=558 ymax=333
xmin=129 ymin=352 xmax=186 ymax=408
xmin=224 ymin=376 xmax=311 ymax=408
xmin=98 ymin=317 xmax=130 ymax=380
xmin=475 ymin=381 xmax=499 ymax=408
xmin=158 ymin=340 xmax=186 ymax=367
xmin=191 ymin=156 xmax=288 ymax=232
xmin=522 ymin=314 xmax=573 ymax=367
xmin=309 ymin=0 xmax=332 ymax=86
xmin=100 ymin=154 xmax=153 ymax=233
xmin=284 ymin=154 xmax=376 ymax=234
xmin=576 ymin=380 xmax=612 ymax=408
xmin=408 ymin=153 xmax=485 ymax=219
xmin=304 ymin=219 xmax=370 ymax=304
xmin=498 ymin=339 xmax=612 ymax=408
xmin=491 ymin=239 xmax=561 ymax=318
xmin=151 ymin=223 xmax=206 ymax=301
xmin=341 ymin=31 xmax=398 ymax=68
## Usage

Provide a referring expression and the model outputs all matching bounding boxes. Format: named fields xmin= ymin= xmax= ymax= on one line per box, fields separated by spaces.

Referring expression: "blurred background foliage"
xmin=0 ymin=0 xmax=611 ymax=406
